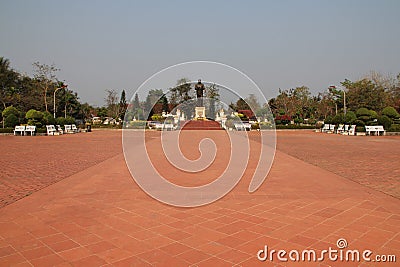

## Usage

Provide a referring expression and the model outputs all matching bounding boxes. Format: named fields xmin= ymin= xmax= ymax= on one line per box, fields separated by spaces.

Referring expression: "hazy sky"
xmin=1 ymin=0 xmax=399 ymax=106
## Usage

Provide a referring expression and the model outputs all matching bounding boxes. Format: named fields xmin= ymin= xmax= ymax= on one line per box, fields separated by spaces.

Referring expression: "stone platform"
xmin=180 ymin=120 xmax=223 ymax=130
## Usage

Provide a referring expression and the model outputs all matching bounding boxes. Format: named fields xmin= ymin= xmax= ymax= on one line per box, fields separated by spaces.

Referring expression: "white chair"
xmin=13 ymin=126 xmax=25 ymax=136
xmin=25 ymin=125 xmax=36 ymax=136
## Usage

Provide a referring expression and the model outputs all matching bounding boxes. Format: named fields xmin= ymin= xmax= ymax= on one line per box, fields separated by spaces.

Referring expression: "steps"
xmin=180 ymin=120 xmax=223 ymax=130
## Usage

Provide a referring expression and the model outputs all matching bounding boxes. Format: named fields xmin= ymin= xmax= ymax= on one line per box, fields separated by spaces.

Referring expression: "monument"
xmin=180 ymin=79 xmax=222 ymax=130
xmin=194 ymin=79 xmax=206 ymax=119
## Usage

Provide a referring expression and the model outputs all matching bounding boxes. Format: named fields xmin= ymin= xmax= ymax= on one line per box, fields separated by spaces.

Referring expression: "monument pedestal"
xmin=195 ymin=106 xmax=206 ymax=119
xmin=180 ymin=106 xmax=223 ymax=130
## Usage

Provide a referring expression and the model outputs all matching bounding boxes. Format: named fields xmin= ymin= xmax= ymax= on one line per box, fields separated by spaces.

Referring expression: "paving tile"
xmin=159 ymin=242 xmax=192 ymax=256
xmin=20 ymin=246 xmax=53 ymax=260
xmin=71 ymin=255 xmax=107 ymax=267
xmin=57 ymin=246 xmax=92 ymax=262
xmin=47 ymin=239 xmax=80 ymax=253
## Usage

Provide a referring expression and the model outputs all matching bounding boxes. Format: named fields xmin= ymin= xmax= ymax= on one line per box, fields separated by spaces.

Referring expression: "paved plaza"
xmin=0 ymin=130 xmax=399 ymax=266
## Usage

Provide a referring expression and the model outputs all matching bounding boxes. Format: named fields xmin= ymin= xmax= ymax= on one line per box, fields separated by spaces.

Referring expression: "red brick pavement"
xmin=0 ymin=130 xmax=399 ymax=266
xmin=275 ymin=131 xmax=400 ymax=199
xmin=0 ymin=130 xmax=121 ymax=208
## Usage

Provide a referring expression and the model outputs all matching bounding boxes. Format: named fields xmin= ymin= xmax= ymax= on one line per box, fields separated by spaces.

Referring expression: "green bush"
xmin=276 ymin=125 xmax=315 ymax=129
xmin=56 ymin=116 xmax=75 ymax=126
xmin=332 ymin=113 xmax=345 ymax=124
xmin=356 ymin=126 xmax=365 ymax=132
xmin=5 ymin=114 xmax=19 ymax=127
xmin=0 ymin=128 xmax=14 ymax=133
xmin=378 ymin=115 xmax=392 ymax=130
xmin=344 ymin=111 xmax=357 ymax=124
xmin=25 ymin=109 xmax=43 ymax=127
xmin=354 ymin=119 xmax=365 ymax=126
xmin=42 ymin=111 xmax=56 ymax=125
xmin=388 ymin=124 xmax=400 ymax=132
xmin=258 ymin=122 xmax=274 ymax=129
xmin=151 ymin=114 xmax=164 ymax=121
xmin=2 ymin=106 xmax=19 ymax=118
xmin=382 ymin=106 xmax=400 ymax=119
xmin=356 ymin=108 xmax=377 ymax=123
xmin=128 ymin=120 xmax=146 ymax=129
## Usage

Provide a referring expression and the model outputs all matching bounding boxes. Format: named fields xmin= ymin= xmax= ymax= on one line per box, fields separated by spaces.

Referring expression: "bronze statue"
xmin=194 ymin=79 xmax=205 ymax=106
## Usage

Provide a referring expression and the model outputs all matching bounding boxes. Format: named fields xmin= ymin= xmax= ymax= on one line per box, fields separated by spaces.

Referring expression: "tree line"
xmin=1 ymin=56 xmax=400 ymax=130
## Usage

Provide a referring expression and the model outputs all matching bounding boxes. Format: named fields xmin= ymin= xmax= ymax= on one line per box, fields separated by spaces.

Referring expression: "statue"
xmin=194 ymin=79 xmax=205 ymax=106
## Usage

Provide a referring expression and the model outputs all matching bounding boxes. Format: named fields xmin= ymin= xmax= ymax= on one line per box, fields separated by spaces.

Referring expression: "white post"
xmin=343 ymin=90 xmax=346 ymax=115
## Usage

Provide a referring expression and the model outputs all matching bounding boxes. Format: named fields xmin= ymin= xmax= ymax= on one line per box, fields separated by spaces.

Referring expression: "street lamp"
xmin=54 ymin=83 xmax=68 ymax=118
xmin=329 ymin=85 xmax=347 ymax=115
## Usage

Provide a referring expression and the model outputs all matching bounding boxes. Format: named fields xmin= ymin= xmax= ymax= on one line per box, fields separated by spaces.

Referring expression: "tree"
xmin=161 ymin=94 xmax=169 ymax=113
xmin=342 ymin=78 xmax=389 ymax=112
xmin=105 ymin=89 xmax=119 ymax=119
xmin=0 ymin=57 xmax=19 ymax=109
xmin=245 ymin=94 xmax=261 ymax=112
xmin=32 ymin=62 xmax=59 ymax=112
xmin=206 ymin=83 xmax=220 ymax=117
xmin=169 ymin=78 xmax=192 ymax=105
xmin=230 ymin=98 xmax=250 ymax=111
xmin=119 ymin=90 xmax=127 ymax=120
xmin=144 ymin=89 xmax=164 ymax=118
xmin=382 ymin=106 xmax=399 ymax=119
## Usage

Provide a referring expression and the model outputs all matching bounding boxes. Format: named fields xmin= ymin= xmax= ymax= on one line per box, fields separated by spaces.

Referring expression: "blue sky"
xmin=1 ymin=0 xmax=399 ymax=106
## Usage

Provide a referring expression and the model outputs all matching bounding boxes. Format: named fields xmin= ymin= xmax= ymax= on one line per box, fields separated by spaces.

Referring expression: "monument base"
xmin=195 ymin=106 xmax=206 ymax=120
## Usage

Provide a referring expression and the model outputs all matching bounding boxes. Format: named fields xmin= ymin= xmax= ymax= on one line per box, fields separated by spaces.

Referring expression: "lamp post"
xmin=54 ymin=83 xmax=67 ymax=118
xmin=329 ymin=85 xmax=347 ymax=115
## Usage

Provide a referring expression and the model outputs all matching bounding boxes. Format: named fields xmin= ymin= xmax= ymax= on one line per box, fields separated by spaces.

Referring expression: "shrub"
xmin=275 ymin=115 xmax=291 ymax=125
xmin=356 ymin=126 xmax=365 ymax=132
xmin=25 ymin=109 xmax=43 ymax=127
xmin=388 ymin=124 xmax=400 ymax=132
xmin=332 ymin=113 xmax=345 ymax=125
xmin=324 ymin=116 xmax=333 ymax=124
xmin=356 ymin=108 xmax=377 ymax=123
xmin=382 ymin=106 xmax=400 ymax=119
xmin=251 ymin=122 xmax=259 ymax=130
xmin=5 ymin=114 xmax=19 ymax=127
xmin=42 ymin=111 xmax=56 ymax=125
xmin=354 ymin=119 xmax=365 ymax=126
xmin=151 ymin=114 xmax=164 ymax=121
xmin=344 ymin=111 xmax=357 ymax=124
xmin=128 ymin=121 xmax=146 ymax=129
xmin=258 ymin=122 xmax=274 ymax=129
xmin=378 ymin=115 xmax=392 ymax=130
xmin=2 ymin=106 xmax=19 ymax=118
xmin=0 ymin=128 xmax=13 ymax=133
xmin=276 ymin=125 xmax=315 ymax=129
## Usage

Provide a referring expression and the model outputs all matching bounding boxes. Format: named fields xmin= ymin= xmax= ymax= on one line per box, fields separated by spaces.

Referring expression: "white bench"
xmin=56 ymin=125 xmax=63 ymax=134
xmin=365 ymin=125 xmax=385 ymax=136
xmin=71 ymin=124 xmax=79 ymax=133
xmin=348 ymin=125 xmax=357 ymax=136
xmin=163 ymin=123 xmax=174 ymax=131
xmin=321 ymin=124 xmax=335 ymax=133
xmin=46 ymin=125 xmax=57 ymax=135
xmin=234 ymin=122 xmax=251 ymax=131
xmin=336 ymin=124 xmax=344 ymax=134
xmin=64 ymin=125 xmax=74 ymax=134
xmin=14 ymin=126 xmax=25 ymax=136
xmin=25 ymin=125 xmax=36 ymax=136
